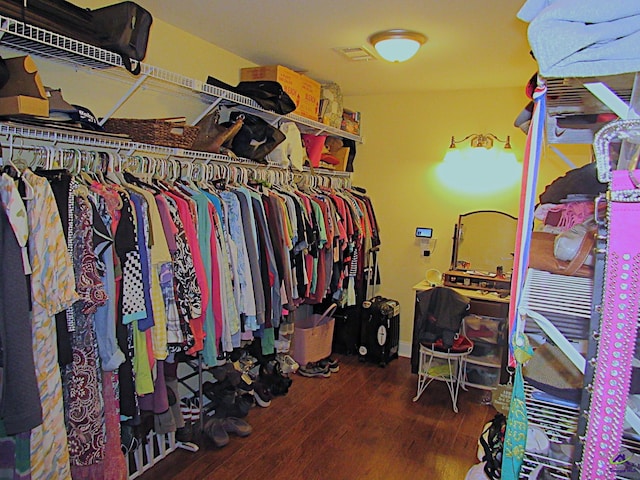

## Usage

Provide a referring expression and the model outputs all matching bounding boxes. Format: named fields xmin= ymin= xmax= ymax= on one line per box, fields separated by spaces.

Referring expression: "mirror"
xmin=451 ymin=210 xmax=517 ymax=275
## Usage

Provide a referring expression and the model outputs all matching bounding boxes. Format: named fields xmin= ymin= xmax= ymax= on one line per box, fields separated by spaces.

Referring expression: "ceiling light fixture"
xmin=368 ymin=29 xmax=427 ymax=62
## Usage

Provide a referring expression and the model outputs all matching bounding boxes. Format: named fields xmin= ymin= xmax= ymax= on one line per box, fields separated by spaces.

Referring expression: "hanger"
xmin=105 ymin=152 xmax=127 ymax=186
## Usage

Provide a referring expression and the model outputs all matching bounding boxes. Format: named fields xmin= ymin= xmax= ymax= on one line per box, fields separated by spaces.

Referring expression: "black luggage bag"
xmin=331 ymin=305 xmax=362 ymax=355
xmin=0 ymin=0 xmax=152 ymax=74
xmin=0 ymin=0 xmax=96 ymax=42
xmin=358 ymin=296 xmax=400 ymax=367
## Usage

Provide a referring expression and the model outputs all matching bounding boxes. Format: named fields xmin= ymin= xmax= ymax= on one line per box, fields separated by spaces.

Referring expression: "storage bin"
xmin=466 ymin=364 xmax=500 ymax=387
xmin=292 ymin=303 xmax=336 ymax=365
xmin=464 ymin=314 xmax=501 ymax=344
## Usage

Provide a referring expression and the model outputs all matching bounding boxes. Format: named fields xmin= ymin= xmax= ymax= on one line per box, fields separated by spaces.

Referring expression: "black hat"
xmin=69 ymin=104 xmax=104 ymax=131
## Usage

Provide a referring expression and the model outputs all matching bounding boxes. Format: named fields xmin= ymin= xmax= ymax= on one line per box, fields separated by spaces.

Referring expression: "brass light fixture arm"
xmin=449 ymin=133 xmax=512 ymax=149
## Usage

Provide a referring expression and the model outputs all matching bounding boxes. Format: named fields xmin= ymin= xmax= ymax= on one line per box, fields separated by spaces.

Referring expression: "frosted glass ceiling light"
xmin=368 ymin=29 xmax=427 ymax=62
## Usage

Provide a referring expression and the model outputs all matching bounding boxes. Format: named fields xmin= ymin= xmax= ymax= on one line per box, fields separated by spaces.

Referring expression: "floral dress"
xmin=23 ymin=169 xmax=79 ymax=480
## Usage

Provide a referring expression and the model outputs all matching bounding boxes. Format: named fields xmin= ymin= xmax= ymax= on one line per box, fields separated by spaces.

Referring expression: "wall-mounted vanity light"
xmin=436 ymin=133 xmax=522 ymax=194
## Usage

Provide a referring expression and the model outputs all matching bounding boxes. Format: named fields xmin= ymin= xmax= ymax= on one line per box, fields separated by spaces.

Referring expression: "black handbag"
xmin=91 ymin=2 xmax=153 ymax=75
xmin=228 ymin=112 xmax=285 ymax=164
xmin=207 ymin=76 xmax=297 ymax=115
xmin=234 ymin=81 xmax=296 ymax=115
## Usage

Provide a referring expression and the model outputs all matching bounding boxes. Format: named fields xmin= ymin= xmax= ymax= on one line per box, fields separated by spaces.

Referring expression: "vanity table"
xmin=412 ymin=281 xmax=510 ymax=390
xmin=411 ymin=210 xmax=516 ymax=390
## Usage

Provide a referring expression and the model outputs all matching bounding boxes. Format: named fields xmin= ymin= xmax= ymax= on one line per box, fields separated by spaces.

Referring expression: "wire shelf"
xmin=0 ymin=14 xmax=363 ymax=143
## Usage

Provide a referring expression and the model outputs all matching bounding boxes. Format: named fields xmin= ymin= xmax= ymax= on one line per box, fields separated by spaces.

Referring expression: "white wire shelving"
xmin=0 ymin=14 xmax=362 ymax=143
xmin=517 ymin=268 xmax=640 ymax=479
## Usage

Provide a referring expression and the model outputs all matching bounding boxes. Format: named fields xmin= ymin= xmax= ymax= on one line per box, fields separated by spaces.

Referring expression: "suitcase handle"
xmin=314 ymin=303 xmax=337 ymax=327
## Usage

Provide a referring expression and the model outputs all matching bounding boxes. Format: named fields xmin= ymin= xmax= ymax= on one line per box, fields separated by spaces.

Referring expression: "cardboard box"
xmin=240 ymin=65 xmax=320 ymax=121
xmin=297 ymin=74 xmax=321 ymax=121
xmin=0 ymin=95 xmax=48 ymax=117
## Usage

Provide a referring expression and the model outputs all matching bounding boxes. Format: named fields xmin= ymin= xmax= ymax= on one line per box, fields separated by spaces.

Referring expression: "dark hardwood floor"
xmin=137 ymin=354 xmax=497 ymax=480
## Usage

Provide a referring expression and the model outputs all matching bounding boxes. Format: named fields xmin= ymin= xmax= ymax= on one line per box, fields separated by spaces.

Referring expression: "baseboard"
xmin=399 ymin=340 xmax=411 ymax=358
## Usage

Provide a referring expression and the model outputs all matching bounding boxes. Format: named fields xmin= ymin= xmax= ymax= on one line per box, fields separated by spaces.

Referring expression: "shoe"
xmin=253 ymin=381 xmax=272 ymax=407
xmin=233 ymin=393 xmax=254 ymax=418
xmin=236 ymin=352 xmax=258 ymax=374
xmin=202 ymin=380 xmax=235 ymax=405
xmin=276 ymin=353 xmax=299 ymax=374
xmin=221 ymin=417 xmax=252 ymax=437
xmin=190 ymin=396 xmax=201 ymax=422
xmin=526 ymin=425 xmax=550 ymax=455
xmin=298 ymin=362 xmax=331 ymax=378
xmin=238 ymin=377 xmax=254 ymax=394
xmin=318 ymin=357 xmax=339 ymax=373
xmin=180 ymin=398 xmax=193 ymax=425
xmin=175 ymin=423 xmax=193 ymax=444
xmin=120 ymin=424 xmax=139 ymax=455
xmin=259 ymin=361 xmax=293 ymax=396
xmin=203 ymin=418 xmax=229 ymax=448
xmin=216 ymin=351 xmax=228 ymax=366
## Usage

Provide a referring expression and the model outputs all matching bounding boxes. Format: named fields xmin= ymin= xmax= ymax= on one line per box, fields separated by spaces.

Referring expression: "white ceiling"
xmin=135 ymin=0 xmax=536 ymax=96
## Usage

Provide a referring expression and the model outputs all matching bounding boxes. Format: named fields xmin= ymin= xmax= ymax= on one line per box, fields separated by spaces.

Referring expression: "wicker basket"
xmin=103 ymin=118 xmax=200 ymax=149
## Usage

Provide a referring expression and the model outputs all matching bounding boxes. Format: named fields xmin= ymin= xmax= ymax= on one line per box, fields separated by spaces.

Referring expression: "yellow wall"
xmin=345 ymin=90 xmax=592 ymax=349
xmin=1 ymin=6 xmax=594 ymax=351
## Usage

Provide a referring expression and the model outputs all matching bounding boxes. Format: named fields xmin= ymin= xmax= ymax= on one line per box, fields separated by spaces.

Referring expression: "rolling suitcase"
xmin=358 ymin=296 xmax=400 ymax=367
xmin=331 ymin=305 xmax=362 ymax=355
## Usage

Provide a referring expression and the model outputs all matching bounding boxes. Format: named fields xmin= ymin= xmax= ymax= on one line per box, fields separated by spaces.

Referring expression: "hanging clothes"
xmin=62 ymin=192 xmax=107 ymax=468
xmin=24 ymin=168 xmax=78 ymax=480
xmin=0 ymin=145 xmax=381 ymax=480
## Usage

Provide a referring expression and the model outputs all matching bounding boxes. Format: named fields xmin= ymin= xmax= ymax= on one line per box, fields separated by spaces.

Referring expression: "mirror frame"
xmin=450 ymin=210 xmax=517 ymax=273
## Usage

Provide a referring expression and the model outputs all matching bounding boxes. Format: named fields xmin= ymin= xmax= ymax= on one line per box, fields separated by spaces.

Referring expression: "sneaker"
xmin=259 ymin=361 xmax=293 ymax=396
xmin=190 ymin=396 xmax=201 ymax=422
xmin=180 ymin=398 xmax=193 ymax=425
xmin=298 ymin=362 xmax=331 ymax=378
xmin=237 ymin=375 xmax=254 ymax=394
xmin=276 ymin=353 xmax=299 ymax=374
xmin=253 ymin=381 xmax=272 ymax=408
xmin=318 ymin=357 xmax=339 ymax=373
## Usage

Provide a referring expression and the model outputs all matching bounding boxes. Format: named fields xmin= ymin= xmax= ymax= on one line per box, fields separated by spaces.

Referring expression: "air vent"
xmin=333 ymin=46 xmax=377 ymax=62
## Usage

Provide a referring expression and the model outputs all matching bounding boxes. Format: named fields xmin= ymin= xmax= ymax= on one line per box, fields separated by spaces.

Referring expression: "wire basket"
xmin=103 ymin=117 xmax=200 ymax=148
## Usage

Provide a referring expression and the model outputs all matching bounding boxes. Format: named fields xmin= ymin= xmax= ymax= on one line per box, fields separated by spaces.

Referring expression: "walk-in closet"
xmin=1 ymin=1 xmax=638 ymax=479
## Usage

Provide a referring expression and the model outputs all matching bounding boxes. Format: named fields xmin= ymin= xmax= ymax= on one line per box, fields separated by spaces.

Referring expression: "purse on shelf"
xmin=192 ymin=111 xmax=244 ymax=155
xmin=228 ymin=111 xmax=285 ymax=164
xmin=206 ymin=76 xmax=297 ymax=115
xmin=528 ymin=220 xmax=597 ymax=278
